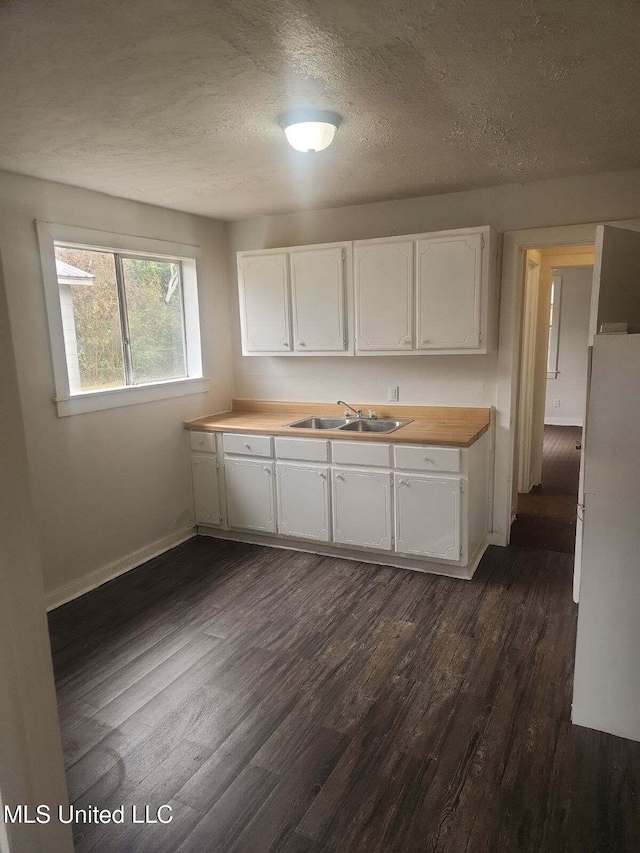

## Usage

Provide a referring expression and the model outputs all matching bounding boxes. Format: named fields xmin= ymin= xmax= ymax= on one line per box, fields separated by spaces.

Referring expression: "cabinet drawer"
xmin=274 ymin=436 xmax=329 ymax=462
xmin=189 ymin=431 xmax=216 ymax=454
xmin=394 ymin=445 xmax=461 ymax=473
xmin=331 ymin=440 xmax=391 ymax=468
xmin=223 ymin=433 xmax=273 ymax=458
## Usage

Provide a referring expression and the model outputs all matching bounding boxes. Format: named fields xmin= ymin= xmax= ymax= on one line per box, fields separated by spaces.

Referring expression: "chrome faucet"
xmin=337 ymin=400 xmax=362 ymax=419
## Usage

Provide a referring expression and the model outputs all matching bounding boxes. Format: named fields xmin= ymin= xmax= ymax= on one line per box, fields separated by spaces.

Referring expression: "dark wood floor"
xmin=511 ymin=425 xmax=582 ymax=554
xmin=49 ymin=536 xmax=640 ymax=853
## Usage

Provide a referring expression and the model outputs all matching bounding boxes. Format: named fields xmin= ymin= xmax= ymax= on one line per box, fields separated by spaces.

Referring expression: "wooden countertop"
xmin=185 ymin=400 xmax=491 ymax=448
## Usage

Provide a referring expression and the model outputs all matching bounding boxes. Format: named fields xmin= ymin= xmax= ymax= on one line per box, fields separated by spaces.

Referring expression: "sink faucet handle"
xmin=368 ymin=410 xmax=377 ymax=419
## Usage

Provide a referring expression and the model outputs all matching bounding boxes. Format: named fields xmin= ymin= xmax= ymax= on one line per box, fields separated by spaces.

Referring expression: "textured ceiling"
xmin=1 ymin=0 xmax=639 ymax=219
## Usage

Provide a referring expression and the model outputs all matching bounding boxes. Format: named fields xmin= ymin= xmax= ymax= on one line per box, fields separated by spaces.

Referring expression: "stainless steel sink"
xmin=286 ymin=416 xmax=350 ymax=430
xmin=286 ymin=416 xmax=412 ymax=434
xmin=338 ymin=418 xmax=412 ymax=434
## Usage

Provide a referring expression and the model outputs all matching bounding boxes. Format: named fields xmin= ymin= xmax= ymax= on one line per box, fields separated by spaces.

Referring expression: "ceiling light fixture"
xmin=279 ymin=109 xmax=341 ymax=153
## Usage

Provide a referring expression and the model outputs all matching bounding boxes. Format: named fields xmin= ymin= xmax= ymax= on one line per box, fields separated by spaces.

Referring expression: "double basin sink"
xmin=286 ymin=416 xmax=412 ymax=435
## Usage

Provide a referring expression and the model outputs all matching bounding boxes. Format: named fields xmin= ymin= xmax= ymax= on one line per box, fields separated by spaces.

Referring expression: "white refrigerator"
xmin=571 ymin=225 xmax=640 ymax=741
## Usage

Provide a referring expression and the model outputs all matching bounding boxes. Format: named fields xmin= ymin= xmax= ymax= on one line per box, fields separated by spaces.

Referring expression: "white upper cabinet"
xmin=354 ymin=226 xmax=498 ymax=355
xmin=238 ymin=253 xmax=291 ymax=353
xmin=237 ymin=227 xmax=498 ymax=357
xmin=290 ymin=247 xmax=346 ymax=352
xmin=354 ymin=240 xmax=413 ymax=351
xmin=237 ymin=242 xmax=351 ymax=356
xmin=416 ymin=233 xmax=482 ymax=350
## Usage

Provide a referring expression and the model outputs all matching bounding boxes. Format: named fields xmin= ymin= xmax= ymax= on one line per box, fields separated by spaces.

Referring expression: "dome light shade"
xmin=280 ymin=110 xmax=341 ymax=153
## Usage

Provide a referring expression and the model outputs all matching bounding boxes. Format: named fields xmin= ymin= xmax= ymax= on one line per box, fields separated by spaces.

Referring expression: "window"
xmin=38 ymin=222 xmax=207 ymax=416
xmin=547 ymin=272 xmax=562 ymax=378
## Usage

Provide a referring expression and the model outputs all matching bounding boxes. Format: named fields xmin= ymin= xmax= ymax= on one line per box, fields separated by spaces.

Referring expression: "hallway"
xmin=511 ymin=425 xmax=582 ymax=554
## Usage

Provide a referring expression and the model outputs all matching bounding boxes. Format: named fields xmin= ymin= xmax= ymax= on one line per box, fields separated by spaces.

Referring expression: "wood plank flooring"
xmin=511 ymin=425 xmax=582 ymax=554
xmin=48 ymin=536 xmax=640 ymax=852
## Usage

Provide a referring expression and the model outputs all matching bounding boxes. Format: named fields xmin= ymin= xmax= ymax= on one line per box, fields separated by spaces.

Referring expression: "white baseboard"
xmin=45 ymin=527 xmax=196 ymax=611
xmin=544 ymin=417 xmax=584 ymax=427
xmin=197 ymin=526 xmax=490 ymax=582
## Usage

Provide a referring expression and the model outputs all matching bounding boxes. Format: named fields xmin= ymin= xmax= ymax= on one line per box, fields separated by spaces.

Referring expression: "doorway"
xmin=511 ymin=244 xmax=595 ymax=554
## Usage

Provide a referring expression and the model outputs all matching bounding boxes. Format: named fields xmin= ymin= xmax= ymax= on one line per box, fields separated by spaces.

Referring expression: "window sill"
xmin=54 ymin=377 xmax=211 ymax=417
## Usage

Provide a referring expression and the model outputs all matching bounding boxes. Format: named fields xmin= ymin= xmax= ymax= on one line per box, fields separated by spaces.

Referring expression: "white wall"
xmin=0 ymin=257 xmax=73 ymax=853
xmin=0 ymin=170 xmax=232 ymax=605
xmin=545 ymin=266 xmax=592 ymax=426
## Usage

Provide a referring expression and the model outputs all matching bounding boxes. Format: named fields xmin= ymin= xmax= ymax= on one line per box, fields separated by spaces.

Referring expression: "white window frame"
xmin=547 ymin=272 xmax=562 ymax=379
xmin=37 ymin=221 xmax=208 ymax=417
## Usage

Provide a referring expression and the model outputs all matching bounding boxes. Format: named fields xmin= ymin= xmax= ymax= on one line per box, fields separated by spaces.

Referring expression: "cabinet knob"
xmin=283 ymin=341 xmax=290 ymax=348
xmin=399 ymin=479 xmax=409 ymax=487
xmin=263 ymin=466 xmax=271 ymax=474
xmin=422 ymin=338 xmax=430 ymax=345
xmin=299 ymin=341 xmax=306 ymax=347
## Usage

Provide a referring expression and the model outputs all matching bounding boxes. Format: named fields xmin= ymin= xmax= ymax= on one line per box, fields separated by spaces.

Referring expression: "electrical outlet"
xmin=553 ymin=399 xmax=560 ymax=408
xmin=388 ymin=385 xmax=399 ymax=402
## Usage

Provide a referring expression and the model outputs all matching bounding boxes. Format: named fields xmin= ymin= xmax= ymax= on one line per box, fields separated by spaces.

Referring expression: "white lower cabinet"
xmin=225 ymin=458 xmax=276 ymax=533
xmin=191 ymin=430 xmax=489 ymax=577
xmin=394 ymin=474 xmax=461 ymax=560
xmin=332 ymin=467 xmax=392 ymax=550
xmin=191 ymin=453 xmax=220 ymax=526
xmin=276 ymin=463 xmax=330 ymax=541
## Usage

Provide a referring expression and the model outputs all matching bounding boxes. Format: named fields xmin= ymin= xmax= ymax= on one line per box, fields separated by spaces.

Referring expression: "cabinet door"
xmin=276 ymin=464 xmax=330 ymax=541
xmin=332 ymin=468 xmax=392 ymax=549
xmin=416 ymin=234 xmax=482 ymax=349
xmin=225 ymin=459 xmax=276 ymax=533
xmin=290 ymin=247 xmax=346 ymax=352
xmin=395 ymin=474 xmax=461 ymax=560
xmin=191 ymin=454 xmax=220 ymax=526
xmin=238 ymin=253 xmax=291 ymax=353
xmin=355 ymin=241 xmax=413 ymax=351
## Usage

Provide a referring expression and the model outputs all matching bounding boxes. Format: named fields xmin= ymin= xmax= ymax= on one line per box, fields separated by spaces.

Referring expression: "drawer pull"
xmin=244 ymin=442 xmax=251 ymax=449
xmin=317 ymin=471 xmax=326 ymax=479
xmin=299 ymin=341 xmax=306 ymax=347
xmin=398 ymin=479 xmax=409 ymax=487
xmin=423 ymin=456 xmax=433 ymax=462
xmin=336 ymin=474 xmax=345 ymax=481
xmin=263 ymin=466 xmax=271 ymax=474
